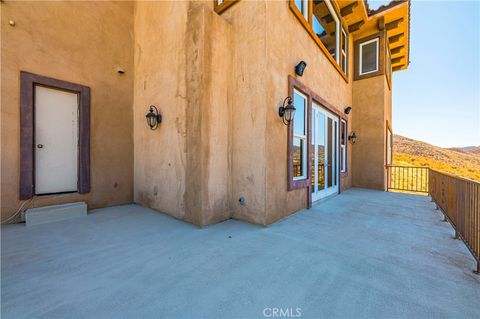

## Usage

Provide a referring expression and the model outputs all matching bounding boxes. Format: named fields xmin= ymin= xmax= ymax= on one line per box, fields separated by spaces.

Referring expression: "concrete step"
xmin=24 ymin=202 xmax=87 ymax=226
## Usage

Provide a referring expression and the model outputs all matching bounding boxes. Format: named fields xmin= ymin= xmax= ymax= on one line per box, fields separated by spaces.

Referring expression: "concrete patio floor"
xmin=1 ymin=188 xmax=479 ymax=319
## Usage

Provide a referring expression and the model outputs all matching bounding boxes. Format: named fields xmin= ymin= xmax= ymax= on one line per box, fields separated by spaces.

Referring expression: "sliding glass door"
xmin=311 ymin=104 xmax=339 ymax=202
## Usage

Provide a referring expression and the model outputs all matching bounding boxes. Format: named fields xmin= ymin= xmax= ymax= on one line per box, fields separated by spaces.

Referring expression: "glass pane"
xmin=311 ymin=144 xmax=315 ymax=192
xmin=293 ymin=92 xmax=306 ymax=136
xmin=327 ymin=118 xmax=333 ymax=187
xmin=311 ymin=111 xmax=316 ymax=192
xmin=361 ymin=40 xmax=378 ymax=74
xmin=341 ymin=30 xmax=346 ymax=52
xmin=317 ymin=113 xmax=325 ymax=190
xmin=341 ymin=31 xmax=347 ymax=74
xmin=333 ymin=121 xmax=337 ymax=186
xmin=341 ymin=120 xmax=346 ymax=172
xmin=312 ymin=1 xmax=337 ymax=61
xmin=293 ymin=138 xmax=304 ymax=178
xmin=295 ymin=0 xmax=307 ymax=17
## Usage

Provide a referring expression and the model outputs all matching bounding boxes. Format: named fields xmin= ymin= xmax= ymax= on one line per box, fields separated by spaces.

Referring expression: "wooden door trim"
xmin=19 ymin=71 xmax=90 ymax=199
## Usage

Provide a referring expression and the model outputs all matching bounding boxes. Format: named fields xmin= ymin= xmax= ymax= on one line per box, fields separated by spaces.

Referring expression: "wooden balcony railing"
xmin=387 ymin=165 xmax=429 ymax=193
xmin=429 ymin=169 xmax=480 ymax=274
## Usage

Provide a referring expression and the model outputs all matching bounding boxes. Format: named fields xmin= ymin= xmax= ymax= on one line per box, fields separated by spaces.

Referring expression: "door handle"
xmin=37 ymin=144 xmax=44 ymax=149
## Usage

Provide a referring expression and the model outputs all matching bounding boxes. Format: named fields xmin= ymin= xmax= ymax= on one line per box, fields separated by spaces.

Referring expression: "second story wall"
xmin=133 ymin=1 xmax=233 ymax=226
xmin=264 ymin=0 xmax=354 ymax=223
xmin=220 ymin=1 xmax=270 ymax=225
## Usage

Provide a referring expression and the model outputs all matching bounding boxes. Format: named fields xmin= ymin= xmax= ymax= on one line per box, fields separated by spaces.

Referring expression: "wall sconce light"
xmin=344 ymin=106 xmax=352 ymax=114
xmin=295 ymin=61 xmax=307 ymax=76
xmin=146 ymin=105 xmax=162 ymax=130
xmin=278 ymin=97 xmax=296 ymax=125
xmin=348 ymin=132 xmax=357 ymax=144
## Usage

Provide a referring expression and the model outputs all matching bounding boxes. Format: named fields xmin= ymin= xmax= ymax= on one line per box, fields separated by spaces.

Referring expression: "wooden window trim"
xmin=386 ymin=120 xmax=393 ymax=166
xmin=288 ymin=77 xmax=311 ymax=191
xmin=354 ymin=31 xmax=386 ymax=81
xmin=214 ymin=0 xmax=239 ymax=14
xmin=341 ymin=27 xmax=348 ymax=76
xmin=292 ymin=89 xmax=308 ymax=181
xmin=289 ymin=0 xmax=349 ymax=83
xmin=19 ymin=71 xmax=91 ymax=200
xmin=340 ymin=119 xmax=348 ymax=175
xmin=287 ymin=75 xmax=346 ymax=194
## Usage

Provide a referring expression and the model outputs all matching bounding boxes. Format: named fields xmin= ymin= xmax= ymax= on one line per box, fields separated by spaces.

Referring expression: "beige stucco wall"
xmin=220 ymin=1 xmax=269 ymax=225
xmin=133 ymin=1 xmax=232 ymax=226
xmin=351 ymin=75 xmax=388 ymax=190
xmin=264 ymin=1 xmax=353 ymax=224
xmin=216 ymin=1 xmax=354 ymax=225
xmin=1 ymin=1 xmax=134 ymax=221
xmin=1 ymin=0 xmax=391 ymax=226
xmin=133 ymin=0 xmax=356 ymax=226
xmin=133 ymin=0 xmax=189 ymax=222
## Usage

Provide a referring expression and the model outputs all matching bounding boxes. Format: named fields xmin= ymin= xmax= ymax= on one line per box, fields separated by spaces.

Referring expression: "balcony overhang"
xmin=337 ymin=0 xmax=411 ymax=72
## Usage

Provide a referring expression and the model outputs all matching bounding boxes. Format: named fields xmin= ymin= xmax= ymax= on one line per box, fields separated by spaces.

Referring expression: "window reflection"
xmin=293 ymin=138 xmax=304 ymax=178
xmin=312 ymin=0 xmax=338 ymax=61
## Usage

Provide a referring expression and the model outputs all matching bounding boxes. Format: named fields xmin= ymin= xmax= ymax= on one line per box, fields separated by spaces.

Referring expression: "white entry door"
xmin=35 ymin=85 xmax=79 ymax=195
xmin=311 ymin=104 xmax=339 ymax=202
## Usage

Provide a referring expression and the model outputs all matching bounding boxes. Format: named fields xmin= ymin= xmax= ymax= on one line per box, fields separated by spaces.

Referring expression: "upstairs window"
xmin=341 ymin=28 xmax=348 ymax=74
xmin=294 ymin=0 xmax=309 ymax=21
xmin=359 ymin=38 xmax=379 ymax=75
xmin=289 ymin=0 xmax=348 ymax=80
xmin=214 ymin=0 xmax=238 ymax=14
xmin=312 ymin=0 xmax=340 ymax=64
xmin=340 ymin=120 xmax=347 ymax=172
xmin=293 ymin=89 xmax=308 ymax=179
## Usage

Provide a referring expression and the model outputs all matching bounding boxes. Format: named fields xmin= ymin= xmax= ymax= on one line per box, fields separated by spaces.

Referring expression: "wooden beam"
xmin=321 ymin=14 xmax=333 ymax=24
xmin=385 ymin=18 xmax=404 ymax=31
xmin=391 ymin=56 xmax=403 ymax=64
xmin=390 ymin=45 xmax=404 ymax=55
xmin=348 ymin=20 xmax=365 ymax=33
xmin=341 ymin=2 xmax=358 ymax=17
xmin=389 ymin=33 xmax=404 ymax=43
xmin=378 ymin=16 xmax=385 ymax=31
xmin=393 ymin=65 xmax=404 ymax=72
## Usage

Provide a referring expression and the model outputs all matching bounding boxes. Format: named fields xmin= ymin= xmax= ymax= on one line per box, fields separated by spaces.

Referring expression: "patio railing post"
xmin=454 ymin=230 xmax=460 ymax=239
xmin=430 ymin=169 xmax=480 ymax=274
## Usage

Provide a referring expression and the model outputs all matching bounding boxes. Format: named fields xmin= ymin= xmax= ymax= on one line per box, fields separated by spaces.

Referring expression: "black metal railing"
xmin=387 ymin=165 xmax=429 ymax=193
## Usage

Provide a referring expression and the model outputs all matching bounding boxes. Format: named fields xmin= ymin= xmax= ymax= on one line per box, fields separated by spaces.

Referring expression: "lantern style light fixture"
xmin=146 ymin=105 xmax=162 ymax=130
xmin=348 ymin=131 xmax=357 ymax=144
xmin=295 ymin=61 xmax=307 ymax=76
xmin=278 ymin=97 xmax=296 ymax=125
xmin=344 ymin=106 xmax=352 ymax=114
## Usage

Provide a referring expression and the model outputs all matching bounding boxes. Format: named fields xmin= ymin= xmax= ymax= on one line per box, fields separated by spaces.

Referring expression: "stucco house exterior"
xmin=1 ymin=0 xmax=410 ymax=226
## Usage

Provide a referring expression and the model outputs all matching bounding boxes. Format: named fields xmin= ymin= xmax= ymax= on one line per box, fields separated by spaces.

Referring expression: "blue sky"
xmin=372 ymin=0 xmax=480 ymax=148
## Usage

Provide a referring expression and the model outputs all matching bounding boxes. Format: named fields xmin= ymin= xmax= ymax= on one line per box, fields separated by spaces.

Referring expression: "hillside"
xmin=393 ymin=135 xmax=480 ymax=182
xmin=448 ymin=146 xmax=480 ymax=155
